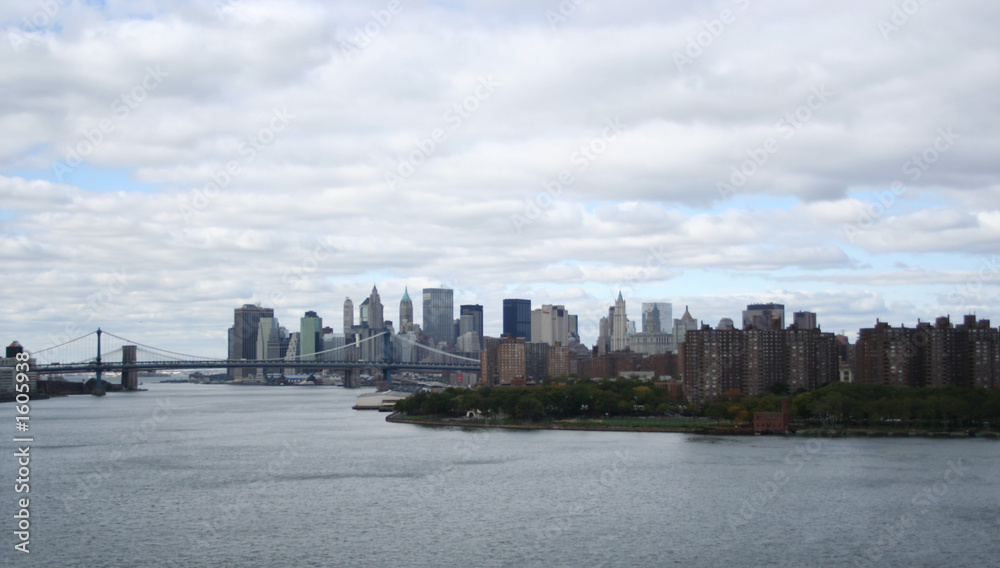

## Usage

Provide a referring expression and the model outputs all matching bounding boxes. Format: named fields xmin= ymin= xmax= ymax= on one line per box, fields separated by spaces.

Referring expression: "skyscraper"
xmin=399 ymin=287 xmax=414 ymax=332
xmin=531 ymin=304 xmax=571 ymax=346
xmin=460 ymin=304 xmax=484 ymax=349
xmin=368 ymin=285 xmax=384 ymax=330
xmin=793 ymin=311 xmax=817 ymax=330
xmin=300 ymin=311 xmax=323 ymax=361
xmin=673 ymin=305 xmax=698 ymax=354
xmin=611 ymin=292 xmax=629 ymax=352
xmin=642 ymin=302 xmax=673 ymax=333
xmin=343 ymin=297 xmax=354 ymax=333
xmin=423 ymin=288 xmax=454 ymax=346
xmin=503 ymin=299 xmax=531 ymax=340
xmin=743 ymin=303 xmax=785 ymax=330
xmin=228 ymin=304 xmax=274 ymax=380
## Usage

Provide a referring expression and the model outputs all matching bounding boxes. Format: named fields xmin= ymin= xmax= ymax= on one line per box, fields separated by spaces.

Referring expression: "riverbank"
xmin=386 ymin=413 xmax=1000 ymax=438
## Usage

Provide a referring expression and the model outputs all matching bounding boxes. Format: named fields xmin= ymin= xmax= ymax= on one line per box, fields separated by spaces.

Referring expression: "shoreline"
xmin=385 ymin=414 xmax=1000 ymax=438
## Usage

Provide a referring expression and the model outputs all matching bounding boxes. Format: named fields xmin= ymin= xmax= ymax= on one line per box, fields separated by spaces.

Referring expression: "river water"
xmin=2 ymin=384 xmax=998 ymax=567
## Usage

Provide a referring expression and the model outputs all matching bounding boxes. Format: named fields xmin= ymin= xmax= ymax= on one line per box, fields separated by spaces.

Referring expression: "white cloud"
xmin=1 ymin=0 xmax=999 ymax=354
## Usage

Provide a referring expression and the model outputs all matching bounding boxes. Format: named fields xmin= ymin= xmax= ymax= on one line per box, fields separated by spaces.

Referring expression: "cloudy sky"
xmin=2 ymin=0 xmax=998 ymax=359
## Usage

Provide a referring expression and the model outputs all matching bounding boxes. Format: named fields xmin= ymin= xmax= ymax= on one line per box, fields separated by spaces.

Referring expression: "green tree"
xmin=515 ymin=396 xmax=545 ymax=422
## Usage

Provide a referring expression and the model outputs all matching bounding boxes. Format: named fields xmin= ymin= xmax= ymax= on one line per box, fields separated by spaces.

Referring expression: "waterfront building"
xmin=228 ymin=304 xmax=274 ymax=380
xmin=503 ymin=299 xmax=532 ymax=340
xmin=423 ymin=288 xmax=455 ymax=346
xmin=1 ymin=341 xmax=36 ymax=397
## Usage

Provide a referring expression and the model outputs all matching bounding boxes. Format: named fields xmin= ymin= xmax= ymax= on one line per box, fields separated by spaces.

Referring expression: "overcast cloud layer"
xmin=2 ymin=0 xmax=999 ymax=358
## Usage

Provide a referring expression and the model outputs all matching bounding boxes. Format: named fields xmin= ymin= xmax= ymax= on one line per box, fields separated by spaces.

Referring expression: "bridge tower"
xmin=382 ymin=331 xmax=393 ymax=388
xmin=121 ymin=345 xmax=138 ymax=390
xmin=94 ymin=328 xmax=104 ymax=392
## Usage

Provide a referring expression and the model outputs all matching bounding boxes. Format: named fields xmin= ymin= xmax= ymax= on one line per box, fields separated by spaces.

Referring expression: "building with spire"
xmin=611 ymin=292 xmax=629 ymax=352
xmin=673 ymin=305 xmax=699 ymax=354
xmin=399 ymin=287 xmax=414 ymax=332
xmin=368 ymin=285 xmax=384 ymax=330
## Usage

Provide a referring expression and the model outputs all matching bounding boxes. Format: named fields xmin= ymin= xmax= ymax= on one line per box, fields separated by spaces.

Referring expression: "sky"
xmin=2 ymin=0 xmax=999 ymax=359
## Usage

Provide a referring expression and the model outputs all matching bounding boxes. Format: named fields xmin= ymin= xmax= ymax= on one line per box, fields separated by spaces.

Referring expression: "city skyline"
xmin=1 ymin=2 xmax=998 ymax=359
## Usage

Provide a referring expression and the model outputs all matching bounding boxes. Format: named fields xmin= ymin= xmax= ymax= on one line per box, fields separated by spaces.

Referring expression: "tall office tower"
xmin=460 ymin=305 xmax=484 ymax=349
xmin=228 ymin=304 xmax=274 ymax=380
xmin=793 ymin=311 xmax=817 ymax=330
xmin=256 ymin=317 xmax=283 ymax=379
xmin=568 ymin=315 xmax=578 ymax=340
xmin=503 ymin=299 xmax=532 ymax=340
xmin=399 ymin=287 xmax=414 ymax=331
xmin=284 ymin=332 xmax=300 ymax=375
xmin=300 ymin=311 xmax=323 ymax=362
xmin=531 ymin=304 xmax=571 ymax=346
xmin=598 ymin=316 xmax=611 ymax=355
xmin=642 ymin=303 xmax=673 ymax=333
xmin=672 ymin=306 xmax=698 ymax=354
xmin=359 ymin=298 xmax=370 ymax=327
xmin=423 ymin=287 xmax=455 ymax=346
xmin=343 ymin=298 xmax=354 ymax=333
xmin=368 ymin=285 xmax=384 ymax=330
xmin=256 ymin=317 xmax=280 ymax=360
xmin=743 ymin=303 xmax=785 ymax=330
xmin=611 ymin=292 xmax=629 ymax=352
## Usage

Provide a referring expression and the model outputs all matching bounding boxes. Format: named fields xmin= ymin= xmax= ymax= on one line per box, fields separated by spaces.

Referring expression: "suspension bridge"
xmin=30 ymin=328 xmax=481 ymax=389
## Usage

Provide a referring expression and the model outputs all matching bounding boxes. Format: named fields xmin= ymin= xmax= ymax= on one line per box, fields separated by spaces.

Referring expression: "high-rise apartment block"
xmin=855 ymin=315 xmax=999 ymax=389
xmin=680 ymin=321 xmax=838 ymax=402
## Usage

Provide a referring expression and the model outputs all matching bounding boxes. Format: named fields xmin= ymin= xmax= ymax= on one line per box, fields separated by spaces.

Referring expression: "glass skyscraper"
xmin=503 ymin=299 xmax=531 ymax=341
xmin=422 ymin=288 xmax=454 ymax=346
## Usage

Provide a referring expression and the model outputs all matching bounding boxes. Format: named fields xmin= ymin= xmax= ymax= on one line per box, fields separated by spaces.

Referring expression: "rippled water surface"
xmin=3 ymin=384 xmax=999 ymax=567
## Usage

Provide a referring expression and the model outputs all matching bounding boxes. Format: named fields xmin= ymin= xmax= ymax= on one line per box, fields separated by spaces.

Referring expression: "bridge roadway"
xmin=34 ymin=359 xmax=481 ymax=374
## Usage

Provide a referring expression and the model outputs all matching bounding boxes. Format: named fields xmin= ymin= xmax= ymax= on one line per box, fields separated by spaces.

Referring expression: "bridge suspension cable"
xmin=101 ymin=331 xmax=218 ymax=360
xmin=394 ymin=335 xmax=480 ymax=363
xmin=31 ymin=331 xmax=95 ymax=355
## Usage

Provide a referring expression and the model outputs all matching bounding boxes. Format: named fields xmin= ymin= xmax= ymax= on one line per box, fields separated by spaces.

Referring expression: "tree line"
xmin=394 ymin=377 xmax=1000 ymax=428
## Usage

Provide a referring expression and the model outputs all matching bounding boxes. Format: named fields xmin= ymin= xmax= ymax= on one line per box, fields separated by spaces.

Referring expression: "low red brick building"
xmin=753 ymin=397 xmax=789 ymax=432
